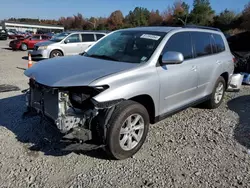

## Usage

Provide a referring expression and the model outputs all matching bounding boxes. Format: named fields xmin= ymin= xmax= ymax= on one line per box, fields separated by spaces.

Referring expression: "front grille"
xmin=30 ymin=81 xmax=59 ymax=120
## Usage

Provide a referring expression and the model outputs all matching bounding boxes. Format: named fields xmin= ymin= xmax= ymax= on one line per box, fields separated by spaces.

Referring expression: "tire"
xmin=203 ymin=76 xmax=226 ymax=109
xmin=105 ymin=100 xmax=149 ymax=160
xmin=21 ymin=43 xmax=28 ymax=51
xmin=50 ymin=50 xmax=63 ymax=58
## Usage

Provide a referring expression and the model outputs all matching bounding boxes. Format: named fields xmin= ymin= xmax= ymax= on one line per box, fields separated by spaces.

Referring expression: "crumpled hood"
xmin=35 ymin=40 xmax=56 ymax=47
xmin=24 ymin=55 xmax=138 ymax=87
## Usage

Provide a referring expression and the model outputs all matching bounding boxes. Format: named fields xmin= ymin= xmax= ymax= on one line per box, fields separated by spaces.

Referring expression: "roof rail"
xmin=183 ymin=25 xmax=221 ymax=32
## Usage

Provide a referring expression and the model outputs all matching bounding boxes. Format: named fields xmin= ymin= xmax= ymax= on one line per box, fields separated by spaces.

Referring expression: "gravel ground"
xmin=0 ymin=40 xmax=250 ymax=188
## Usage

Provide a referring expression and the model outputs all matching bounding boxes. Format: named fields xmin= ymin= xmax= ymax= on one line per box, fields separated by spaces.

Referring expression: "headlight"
xmin=38 ymin=46 xmax=48 ymax=50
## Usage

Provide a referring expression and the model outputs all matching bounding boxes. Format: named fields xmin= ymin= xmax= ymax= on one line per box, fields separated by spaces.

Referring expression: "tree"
xmin=162 ymin=6 xmax=174 ymax=25
xmin=214 ymin=9 xmax=239 ymax=31
xmin=149 ymin=10 xmax=163 ymax=26
xmin=172 ymin=0 xmax=189 ymax=25
xmin=108 ymin=10 xmax=124 ymax=30
xmin=125 ymin=7 xmax=150 ymax=27
xmin=189 ymin=0 xmax=215 ymax=26
xmin=72 ymin=13 xmax=84 ymax=29
xmin=242 ymin=2 xmax=250 ymax=30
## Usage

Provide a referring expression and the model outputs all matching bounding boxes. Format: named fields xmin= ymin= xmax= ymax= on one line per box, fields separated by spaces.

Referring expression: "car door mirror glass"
xmin=161 ymin=51 xmax=184 ymax=65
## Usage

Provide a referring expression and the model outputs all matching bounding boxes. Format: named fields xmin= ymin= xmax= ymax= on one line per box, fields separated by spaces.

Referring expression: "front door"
xmin=157 ymin=32 xmax=199 ymax=116
xmin=28 ymin=35 xmax=42 ymax=49
xmin=60 ymin=34 xmax=82 ymax=55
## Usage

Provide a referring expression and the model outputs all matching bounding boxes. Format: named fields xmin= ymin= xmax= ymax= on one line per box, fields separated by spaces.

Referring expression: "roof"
xmin=121 ymin=26 xmax=180 ymax=33
xmin=3 ymin=21 xmax=64 ymax=29
xmin=64 ymin=30 xmax=107 ymax=34
xmin=119 ymin=25 xmax=222 ymax=33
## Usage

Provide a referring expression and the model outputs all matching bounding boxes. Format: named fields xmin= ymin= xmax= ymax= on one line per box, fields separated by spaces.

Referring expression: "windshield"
xmin=84 ymin=30 xmax=166 ymax=63
xmin=50 ymin=32 xmax=69 ymax=42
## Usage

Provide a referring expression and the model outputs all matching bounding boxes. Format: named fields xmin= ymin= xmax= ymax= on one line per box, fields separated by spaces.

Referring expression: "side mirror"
xmin=161 ymin=51 xmax=184 ymax=65
xmin=64 ymin=39 xmax=69 ymax=44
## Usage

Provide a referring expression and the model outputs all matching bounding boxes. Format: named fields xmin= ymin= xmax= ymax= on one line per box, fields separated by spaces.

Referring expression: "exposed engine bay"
xmin=23 ymin=78 xmax=123 ymax=143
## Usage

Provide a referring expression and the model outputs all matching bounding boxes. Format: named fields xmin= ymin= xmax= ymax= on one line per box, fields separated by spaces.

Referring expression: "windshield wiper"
xmin=88 ymin=54 xmax=119 ymax=61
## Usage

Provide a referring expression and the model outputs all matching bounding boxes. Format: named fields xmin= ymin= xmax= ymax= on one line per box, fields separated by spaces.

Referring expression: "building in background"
xmin=1 ymin=21 xmax=64 ymax=33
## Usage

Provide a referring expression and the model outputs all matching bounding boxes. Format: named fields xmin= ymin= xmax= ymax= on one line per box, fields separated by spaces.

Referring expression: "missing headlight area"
xmin=23 ymin=79 xmax=120 ymax=143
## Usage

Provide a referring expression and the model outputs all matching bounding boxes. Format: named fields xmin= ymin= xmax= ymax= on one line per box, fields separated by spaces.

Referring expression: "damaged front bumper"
xmin=23 ymin=79 xmax=122 ymax=142
xmin=24 ymin=79 xmax=97 ymax=137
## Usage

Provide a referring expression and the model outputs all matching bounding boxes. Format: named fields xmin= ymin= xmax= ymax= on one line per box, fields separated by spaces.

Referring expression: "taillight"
xmin=233 ymin=56 xmax=236 ymax=63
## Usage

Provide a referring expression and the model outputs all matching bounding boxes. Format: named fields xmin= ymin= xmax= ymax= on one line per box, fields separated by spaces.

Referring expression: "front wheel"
xmin=203 ymin=76 xmax=226 ymax=109
xmin=105 ymin=100 xmax=149 ymax=160
xmin=21 ymin=43 xmax=28 ymax=51
xmin=50 ymin=50 xmax=63 ymax=58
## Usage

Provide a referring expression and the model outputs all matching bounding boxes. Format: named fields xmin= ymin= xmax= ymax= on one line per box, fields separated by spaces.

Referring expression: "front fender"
xmin=92 ymin=70 xmax=160 ymax=116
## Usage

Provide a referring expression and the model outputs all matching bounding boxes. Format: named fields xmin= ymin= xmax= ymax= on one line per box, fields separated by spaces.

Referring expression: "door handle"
xmin=191 ymin=66 xmax=197 ymax=71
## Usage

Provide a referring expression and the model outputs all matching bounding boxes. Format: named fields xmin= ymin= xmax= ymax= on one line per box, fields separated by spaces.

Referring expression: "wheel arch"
xmin=129 ymin=94 xmax=155 ymax=124
xmin=220 ymin=72 xmax=229 ymax=89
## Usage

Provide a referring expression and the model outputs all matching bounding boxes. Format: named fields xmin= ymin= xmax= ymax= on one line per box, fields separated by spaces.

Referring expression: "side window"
xmin=41 ymin=35 xmax=48 ymax=40
xmin=191 ymin=32 xmax=212 ymax=57
xmin=96 ymin=34 xmax=105 ymax=40
xmin=81 ymin=34 xmax=95 ymax=42
xmin=210 ymin=35 xmax=217 ymax=53
xmin=31 ymin=35 xmax=41 ymax=40
xmin=213 ymin=34 xmax=226 ymax=53
xmin=163 ymin=32 xmax=193 ymax=60
xmin=66 ymin=34 xmax=81 ymax=43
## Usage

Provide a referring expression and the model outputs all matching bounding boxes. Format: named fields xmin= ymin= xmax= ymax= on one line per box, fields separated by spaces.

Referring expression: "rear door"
xmin=157 ymin=32 xmax=199 ymax=115
xmin=80 ymin=33 xmax=96 ymax=52
xmin=190 ymin=31 xmax=225 ymax=98
xmin=60 ymin=34 xmax=82 ymax=55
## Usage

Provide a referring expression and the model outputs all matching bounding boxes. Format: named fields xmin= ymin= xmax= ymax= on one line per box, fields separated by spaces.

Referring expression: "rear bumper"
xmin=29 ymin=49 xmax=50 ymax=59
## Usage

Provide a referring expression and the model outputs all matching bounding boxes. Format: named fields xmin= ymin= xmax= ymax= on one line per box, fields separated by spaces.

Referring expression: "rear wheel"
xmin=203 ymin=76 xmax=226 ymax=109
xmin=21 ymin=43 xmax=28 ymax=51
xmin=105 ymin=100 xmax=149 ymax=160
xmin=50 ymin=50 xmax=63 ymax=58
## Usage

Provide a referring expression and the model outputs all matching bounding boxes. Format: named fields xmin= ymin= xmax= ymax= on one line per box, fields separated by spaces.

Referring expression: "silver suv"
xmin=29 ymin=31 xmax=106 ymax=59
xmin=23 ymin=26 xmax=234 ymax=160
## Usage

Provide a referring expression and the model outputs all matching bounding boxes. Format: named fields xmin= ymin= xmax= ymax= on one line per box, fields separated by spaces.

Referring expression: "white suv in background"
xmin=29 ymin=31 xmax=107 ymax=59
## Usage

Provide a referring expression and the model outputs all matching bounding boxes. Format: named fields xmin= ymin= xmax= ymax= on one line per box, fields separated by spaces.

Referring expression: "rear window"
xmin=96 ymin=34 xmax=105 ymax=40
xmin=213 ymin=34 xmax=226 ymax=53
xmin=81 ymin=34 xmax=95 ymax=42
xmin=191 ymin=32 xmax=212 ymax=57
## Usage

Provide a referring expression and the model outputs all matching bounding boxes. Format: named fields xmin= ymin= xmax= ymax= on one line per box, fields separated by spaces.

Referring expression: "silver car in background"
xmin=29 ymin=31 xmax=106 ymax=58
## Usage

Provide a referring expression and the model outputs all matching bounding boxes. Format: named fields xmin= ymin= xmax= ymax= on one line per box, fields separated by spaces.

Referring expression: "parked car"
xmin=8 ymin=32 xmax=27 ymax=39
xmin=9 ymin=34 xmax=51 ymax=51
xmin=227 ymin=31 xmax=250 ymax=73
xmin=29 ymin=31 xmax=106 ymax=59
xmin=0 ymin=29 xmax=8 ymax=40
xmin=23 ymin=26 xmax=234 ymax=160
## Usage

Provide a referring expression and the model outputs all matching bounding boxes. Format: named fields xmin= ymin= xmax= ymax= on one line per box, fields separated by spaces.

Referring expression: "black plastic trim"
xmin=153 ymin=94 xmax=211 ymax=123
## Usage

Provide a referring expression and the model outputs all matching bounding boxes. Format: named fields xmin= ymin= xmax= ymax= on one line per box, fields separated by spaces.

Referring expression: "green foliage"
xmin=242 ymin=2 xmax=250 ymax=30
xmin=125 ymin=7 xmax=150 ymax=27
xmin=189 ymin=0 xmax=215 ymax=26
xmin=213 ymin=9 xmax=240 ymax=31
